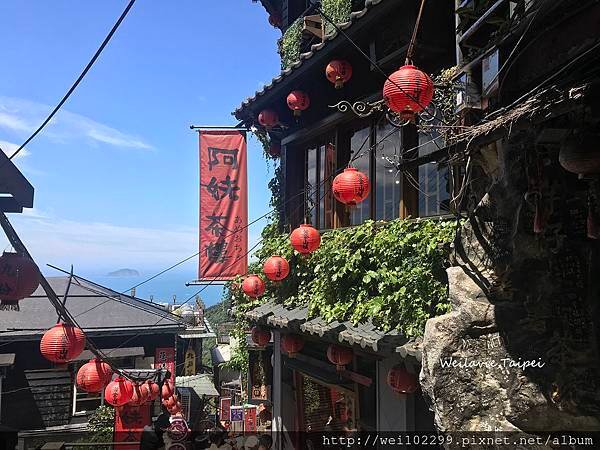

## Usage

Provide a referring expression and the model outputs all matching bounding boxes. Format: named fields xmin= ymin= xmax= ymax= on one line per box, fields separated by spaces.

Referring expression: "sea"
xmin=74 ymin=269 xmax=226 ymax=308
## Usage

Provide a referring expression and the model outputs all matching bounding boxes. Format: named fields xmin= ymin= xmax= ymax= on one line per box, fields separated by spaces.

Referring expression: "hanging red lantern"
xmin=383 ymin=65 xmax=434 ymax=120
xmin=326 ymin=344 xmax=353 ymax=371
xmin=163 ymin=394 xmax=178 ymax=409
xmin=139 ymin=382 xmax=151 ymax=403
xmin=326 ymin=59 xmax=353 ymax=89
xmin=258 ymin=110 xmax=279 ymax=129
xmin=251 ymin=326 xmax=271 ymax=347
xmin=0 ymin=252 xmax=40 ymax=310
xmin=290 ymin=224 xmax=321 ymax=255
xmin=104 ymin=376 xmax=134 ymax=407
xmin=333 ymin=167 xmax=371 ymax=206
xmin=242 ymin=275 xmax=266 ymax=298
xmin=287 ymin=91 xmax=310 ymax=117
xmin=268 ymin=142 xmax=281 ymax=158
xmin=129 ymin=383 xmax=146 ymax=406
xmin=147 ymin=380 xmax=160 ymax=401
xmin=263 ymin=256 xmax=290 ymax=281
xmin=268 ymin=12 xmax=282 ymax=28
xmin=40 ymin=323 xmax=86 ymax=363
xmin=76 ymin=358 xmax=113 ymax=393
xmin=387 ymin=366 xmax=418 ymax=394
xmin=281 ymin=334 xmax=304 ymax=357
xmin=161 ymin=379 xmax=174 ymax=400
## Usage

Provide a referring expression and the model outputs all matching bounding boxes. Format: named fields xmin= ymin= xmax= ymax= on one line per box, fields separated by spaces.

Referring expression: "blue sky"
xmin=0 ymin=0 xmax=280 ymax=305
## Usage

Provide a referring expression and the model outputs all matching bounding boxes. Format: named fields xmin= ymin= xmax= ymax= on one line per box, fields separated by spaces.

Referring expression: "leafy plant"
xmin=228 ymin=218 xmax=456 ymax=338
xmin=77 ymin=405 xmax=115 ymax=448
xmin=278 ymin=0 xmax=352 ymax=69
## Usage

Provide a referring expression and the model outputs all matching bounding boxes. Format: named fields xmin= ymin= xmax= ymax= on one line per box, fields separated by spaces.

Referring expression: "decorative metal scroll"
xmin=330 ymin=99 xmax=440 ymax=129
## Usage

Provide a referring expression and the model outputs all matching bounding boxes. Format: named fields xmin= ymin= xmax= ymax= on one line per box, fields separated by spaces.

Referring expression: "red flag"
xmin=199 ymin=131 xmax=248 ymax=280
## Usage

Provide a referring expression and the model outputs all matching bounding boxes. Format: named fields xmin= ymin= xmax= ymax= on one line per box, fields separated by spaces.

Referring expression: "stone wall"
xmin=420 ymin=134 xmax=600 ymax=433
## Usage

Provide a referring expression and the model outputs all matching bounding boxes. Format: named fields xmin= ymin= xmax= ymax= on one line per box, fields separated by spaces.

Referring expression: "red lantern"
xmin=326 ymin=344 xmax=353 ymax=371
xmin=163 ymin=394 xmax=178 ymax=409
xmin=161 ymin=379 xmax=174 ymax=400
xmin=326 ymin=59 xmax=353 ymax=89
xmin=147 ymin=380 xmax=160 ymax=400
xmin=387 ymin=366 xmax=418 ymax=394
xmin=290 ymin=224 xmax=321 ymax=255
xmin=139 ymin=382 xmax=151 ymax=403
xmin=40 ymin=323 xmax=86 ymax=363
xmin=129 ymin=383 xmax=146 ymax=406
xmin=251 ymin=326 xmax=271 ymax=347
xmin=268 ymin=12 xmax=282 ymax=28
xmin=287 ymin=91 xmax=310 ymax=117
xmin=258 ymin=110 xmax=278 ymax=129
xmin=383 ymin=65 xmax=434 ymax=120
xmin=0 ymin=252 xmax=40 ymax=309
xmin=242 ymin=275 xmax=266 ymax=298
xmin=559 ymin=132 xmax=600 ymax=175
xmin=104 ymin=376 xmax=134 ymax=407
xmin=268 ymin=143 xmax=281 ymax=158
xmin=281 ymin=334 xmax=304 ymax=357
xmin=76 ymin=358 xmax=113 ymax=393
xmin=263 ymin=256 xmax=290 ymax=282
xmin=333 ymin=167 xmax=371 ymax=206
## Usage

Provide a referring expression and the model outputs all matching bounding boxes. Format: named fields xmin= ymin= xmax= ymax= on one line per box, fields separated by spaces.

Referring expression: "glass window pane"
xmin=375 ymin=123 xmax=402 ymax=221
xmin=320 ymin=141 xmax=336 ymax=230
xmin=418 ymin=127 xmax=450 ymax=217
xmin=307 ymin=147 xmax=318 ymax=225
xmin=349 ymin=126 xmax=371 ymax=226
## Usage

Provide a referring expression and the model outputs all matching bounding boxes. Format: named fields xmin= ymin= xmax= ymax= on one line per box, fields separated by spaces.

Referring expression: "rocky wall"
xmin=420 ymin=134 xmax=600 ymax=434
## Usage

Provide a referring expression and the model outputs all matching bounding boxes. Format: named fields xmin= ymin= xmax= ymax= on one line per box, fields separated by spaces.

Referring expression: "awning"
xmin=176 ymin=374 xmax=219 ymax=397
xmin=211 ymin=345 xmax=231 ymax=366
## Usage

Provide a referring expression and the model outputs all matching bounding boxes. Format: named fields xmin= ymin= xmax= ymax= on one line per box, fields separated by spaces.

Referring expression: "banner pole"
xmin=190 ymin=125 xmax=249 ymax=131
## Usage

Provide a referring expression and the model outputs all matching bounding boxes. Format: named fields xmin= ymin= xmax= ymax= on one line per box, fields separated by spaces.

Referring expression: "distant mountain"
xmin=106 ymin=268 xmax=140 ymax=277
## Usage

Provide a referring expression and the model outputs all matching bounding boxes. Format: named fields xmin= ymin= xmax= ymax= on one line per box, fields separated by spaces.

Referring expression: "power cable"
xmin=7 ymin=0 xmax=138 ymax=161
xmin=316 ymin=3 xmax=452 ymax=127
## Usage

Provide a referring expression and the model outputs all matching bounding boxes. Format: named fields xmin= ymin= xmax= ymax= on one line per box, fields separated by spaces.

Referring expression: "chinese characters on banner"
xmin=199 ymin=131 xmax=248 ymax=280
xmin=244 ymin=406 xmax=257 ymax=433
xmin=155 ymin=347 xmax=175 ymax=383
xmin=114 ymin=404 xmax=151 ymax=450
xmin=220 ymin=397 xmax=231 ymax=422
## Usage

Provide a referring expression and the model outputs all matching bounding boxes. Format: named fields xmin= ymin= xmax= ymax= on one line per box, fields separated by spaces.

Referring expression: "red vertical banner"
xmin=155 ymin=347 xmax=176 ymax=383
xmin=244 ymin=406 xmax=257 ymax=433
xmin=199 ymin=130 xmax=248 ymax=280
xmin=220 ymin=397 xmax=231 ymax=422
xmin=114 ymin=405 xmax=151 ymax=450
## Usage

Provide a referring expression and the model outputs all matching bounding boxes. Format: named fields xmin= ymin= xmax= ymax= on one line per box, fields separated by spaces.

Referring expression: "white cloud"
xmin=4 ymin=212 xmax=262 ymax=274
xmin=5 ymin=213 xmax=196 ymax=272
xmin=0 ymin=140 xmax=30 ymax=159
xmin=0 ymin=96 xmax=153 ymax=150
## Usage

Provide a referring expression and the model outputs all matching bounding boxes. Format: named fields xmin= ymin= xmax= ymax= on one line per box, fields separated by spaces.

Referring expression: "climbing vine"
xmin=228 ymin=218 xmax=456 ymax=338
xmin=278 ymin=0 xmax=352 ymax=69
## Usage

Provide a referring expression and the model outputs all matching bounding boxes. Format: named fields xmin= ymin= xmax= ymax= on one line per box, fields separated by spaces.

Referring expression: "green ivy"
xmin=278 ymin=0 xmax=352 ymax=69
xmin=278 ymin=18 xmax=303 ymax=69
xmin=77 ymin=405 xmax=114 ymax=448
xmin=229 ymin=218 xmax=456 ymax=338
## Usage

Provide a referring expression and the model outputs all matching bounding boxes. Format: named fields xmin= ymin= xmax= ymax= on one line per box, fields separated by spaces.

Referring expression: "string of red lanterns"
xmin=290 ymin=223 xmax=321 ymax=255
xmin=104 ymin=376 xmax=134 ymax=407
xmin=242 ymin=275 xmax=266 ymax=298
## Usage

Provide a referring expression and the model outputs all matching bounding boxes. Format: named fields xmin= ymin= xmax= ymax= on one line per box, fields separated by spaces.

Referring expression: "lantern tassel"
xmin=588 ymin=210 xmax=599 ymax=240
xmin=533 ymin=197 xmax=544 ymax=234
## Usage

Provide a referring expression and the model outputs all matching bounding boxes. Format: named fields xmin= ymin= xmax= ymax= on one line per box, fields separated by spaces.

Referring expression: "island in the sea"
xmin=106 ymin=268 xmax=140 ymax=277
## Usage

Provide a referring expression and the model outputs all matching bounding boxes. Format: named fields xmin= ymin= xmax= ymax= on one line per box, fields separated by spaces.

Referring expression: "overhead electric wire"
xmin=7 ymin=0 xmax=138 ymax=161
xmin=315 ymin=2 xmax=452 ymax=127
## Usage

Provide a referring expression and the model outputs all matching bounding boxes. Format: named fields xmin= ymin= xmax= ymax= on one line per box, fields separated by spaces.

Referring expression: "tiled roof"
xmin=245 ymin=300 xmax=407 ymax=353
xmin=176 ymin=373 xmax=219 ymax=397
xmin=233 ymin=0 xmax=388 ymax=120
xmin=0 ymin=276 xmax=185 ymax=340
